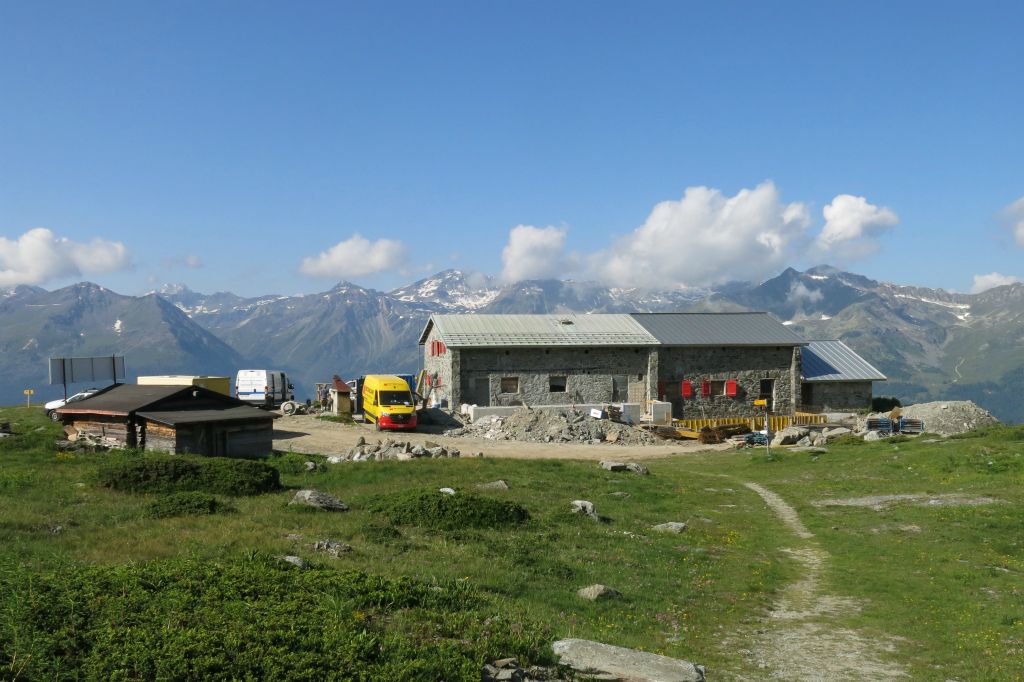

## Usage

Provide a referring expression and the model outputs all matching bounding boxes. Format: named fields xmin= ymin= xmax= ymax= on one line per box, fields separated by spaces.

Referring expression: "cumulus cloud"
xmin=971 ymin=272 xmax=1021 ymax=293
xmin=500 ymin=225 xmax=571 ymax=283
xmin=0 ymin=227 xmax=130 ymax=287
xmin=815 ymin=194 xmax=898 ymax=259
xmin=788 ymin=281 xmax=824 ymax=304
xmin=590 ymin=182 xmax=810 ymax=288
xmin=299 ymin=234 xmax=408 ymax=279
xmin=1000 ymin=196 xmax=1024 ymax=247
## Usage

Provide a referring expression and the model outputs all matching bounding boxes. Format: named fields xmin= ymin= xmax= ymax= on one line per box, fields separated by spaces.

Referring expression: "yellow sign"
xmin=753 ymin=399 xmax=767 ymax=406
xmin=23 ymin=389 xmax=34 ymax=395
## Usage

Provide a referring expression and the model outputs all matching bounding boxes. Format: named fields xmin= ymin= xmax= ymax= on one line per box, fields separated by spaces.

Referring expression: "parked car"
xmin=44 ymin=388 xmax=99 ymax=421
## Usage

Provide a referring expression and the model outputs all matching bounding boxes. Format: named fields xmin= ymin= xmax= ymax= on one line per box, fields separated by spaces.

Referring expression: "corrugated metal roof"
xmin=137 ymin=406 xmax=277 ymax=426
xmin=421 ymin=314 xmax=659 ymax=347
xmin=630 ymin=312 xmax=805 ymax=346
xmin=802 ymin=340 xmax=887 ymax=382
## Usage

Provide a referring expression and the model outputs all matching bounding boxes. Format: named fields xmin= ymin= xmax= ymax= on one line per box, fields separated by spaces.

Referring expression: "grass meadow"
xmin=1 ymin=406 xmax=1022 ymax=680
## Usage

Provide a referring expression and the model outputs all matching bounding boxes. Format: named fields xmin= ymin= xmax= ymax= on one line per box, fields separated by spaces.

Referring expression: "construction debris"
xmin=447 ymin=408 xmax=657 ymax=446
xmin=861 ymin=401 xmax=998 ymax=436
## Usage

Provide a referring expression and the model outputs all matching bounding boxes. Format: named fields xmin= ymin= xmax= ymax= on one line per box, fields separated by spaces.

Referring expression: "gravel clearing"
xmin=446 ymin=408 xmax=658 ymax=446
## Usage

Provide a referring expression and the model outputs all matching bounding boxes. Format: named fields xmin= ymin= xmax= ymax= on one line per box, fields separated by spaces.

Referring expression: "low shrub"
xmin=98 ymin=456 xmax=281 ymax=496
xmin=0 ymin=554 xmax=553 ymax=680
xmin=871 ymin=396 xmax=902 ymax=412
xmin=269 ymin=451 xmax=319 ymax=475
xmin=144 ymin=492 xmax=232 ymax=518
xmin=368 ymin=490 xmax=530 ymax=531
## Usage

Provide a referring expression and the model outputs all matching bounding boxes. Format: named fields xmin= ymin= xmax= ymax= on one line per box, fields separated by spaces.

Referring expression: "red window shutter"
xmin=701 ymin=380 xmax=711 ymax=397
xmin=429 ymin=341 xmax=435 ymax=356
xmin=682 ymin=380 xmax=693 ymax=398
xmin=726 ymin=380 xmax=738 ymax=397
xmin=440 ymin=342 xmax=446 ymax=355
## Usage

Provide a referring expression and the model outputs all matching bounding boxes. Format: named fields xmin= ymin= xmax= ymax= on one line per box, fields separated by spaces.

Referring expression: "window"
xmin=709 ymin=380 xmax=725 ymax=396
xmin=500 ymin=377 xmax=519 ymax=394
xmin=549 ymin=375 xmax=567 ymax=392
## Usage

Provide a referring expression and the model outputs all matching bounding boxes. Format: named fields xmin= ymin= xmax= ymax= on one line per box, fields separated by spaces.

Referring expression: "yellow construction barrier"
xmin=675 ymin=414 xmax=824 ymax=432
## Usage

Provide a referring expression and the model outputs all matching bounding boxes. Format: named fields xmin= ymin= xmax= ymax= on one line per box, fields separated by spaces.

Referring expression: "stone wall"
xmin=421 ymin=325 xmax=455 ymax=407
xmin=803 ymin=381 xmax=873 ymax=411
xmin=455 ymin=346 xmax=651 ymax=408
xmin=656 ymin=346 xmax=800 ymax=418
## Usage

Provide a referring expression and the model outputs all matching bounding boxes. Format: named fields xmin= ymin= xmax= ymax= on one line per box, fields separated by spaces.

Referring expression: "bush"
xmin=98 ymin=456 xmax=281 ymax=496
xmin=144 ymin=492 xmax=232 ymax=518
xmin=367 ymin=490 xmax=530 ymax=531
xmin=871 ymin=396 xmax=902 ymax=412
xmin=0 ymin=555 xmax=552 ymax=680
xmin=269 ymin=452 xmax=319 ymax=475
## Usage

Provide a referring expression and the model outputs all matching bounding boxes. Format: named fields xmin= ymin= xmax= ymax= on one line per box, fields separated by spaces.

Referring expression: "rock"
xmin=326 ymin=455 xmax=344 ymax=464
xmin=791 ymin=446 xmax=828 ymax=454
xmin=428 ymin=447 xmax=445 ymax=458
xmin=304 ymin=461 xmax=318 ymax=471
xmin=796 ymin=436 xmax=812 ymax=447
xmin=477 ymin=479 xmax=510 ymax=490
xmin=576 ymin=584 xmax=620 ymax=601
xmin=552 ymin=638 xmax=705 ymax=682
xmin=279 ymin=555 xmax=308 ymax=569
xmin=608 ymin=491 xmax=630 ymax=498
xmin=285 ymin=533 xmax=303 ymax=540
xmin=626 ymin=463 xmax=649 ymax=475
xmin=823 ymin=426 xmax=851 ymax=440
xmin=772 ymin=426 xmax=808 ymax=446
xmin=411 ymin=445 xmax=426 ymax=456
xmin=439 ymin=487 xmax=456 ymax=495
xmin=288 ymin=489 xmax=349 ymax=511
xmin=355 ymin=436 xmax=365 ymax=446
xmin=313 ymin=539 xmax=353 ymax=556
xmin=652 ymin=522 xmax=687 ymax=534
xmin=600 ymin=460 xmax=629 ymax=472
xmin=570 ymin=500 xmax=599 ymax=520
xmin=863 ymin=431 xmax=882 ymax=442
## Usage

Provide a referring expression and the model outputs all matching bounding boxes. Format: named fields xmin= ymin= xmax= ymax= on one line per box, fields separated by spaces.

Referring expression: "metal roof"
xmin=801 ymin=340 xmax=887 ymax=382
xmin=420 ymin=314 xmax=659 ymax=347
xmin=630 ymin=312 xmax=805 ymax=346
xmin=137 ymin=406 xmax=277 ymax=426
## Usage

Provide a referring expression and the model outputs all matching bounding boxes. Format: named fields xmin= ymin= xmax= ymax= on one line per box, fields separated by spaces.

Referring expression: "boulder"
xmin=823 ymin=426 xmax=851 ymax=440
xmin=289 ymin=489 xmax=349 ymax=512
xmin=477 ymin=479 xmax=510 ymax=490
xmin=652 ymin=522 xmax=687 ymax=534
xmin=279 ymin=555 xmax=308 ymax=569
xmin=439 ymin=487 xmax=456 ymax=495
xmin=600 ymin=460 xmax=629 ymax=472
xmin=576 ymin=584 xmax=620 ymax=601
xmin=863 ymin=431 xmax=883 ymax=442
xmin=552 ymin=638 xmax=705 ymax=682
xmin=626 ymin=463 xmax=649 ymax=475
xmin=570 ymin=500 xmax=599 ymax=520
xmin=313 ymin=539 xmax=352 ymax=557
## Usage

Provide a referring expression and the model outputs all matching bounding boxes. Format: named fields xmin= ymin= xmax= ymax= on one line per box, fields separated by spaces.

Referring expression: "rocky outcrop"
xmin=552 ymin=638 xmax=705 ymax=681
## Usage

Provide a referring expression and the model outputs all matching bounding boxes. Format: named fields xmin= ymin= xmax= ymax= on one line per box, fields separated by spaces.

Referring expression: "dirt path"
xmin=732 ymin=482 xmax=908 ymax=681
xmin=273 ymin=414 xmax=728 ymax=461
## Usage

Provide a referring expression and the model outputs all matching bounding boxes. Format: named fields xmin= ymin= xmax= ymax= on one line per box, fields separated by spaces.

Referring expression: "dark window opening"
xmin=500 ymin=377 xmax=519 ymax=394
xmin=709 ymin=380 xmax=726 ymax=396
xmin=549 ymin=375 xmax=567 ymax=392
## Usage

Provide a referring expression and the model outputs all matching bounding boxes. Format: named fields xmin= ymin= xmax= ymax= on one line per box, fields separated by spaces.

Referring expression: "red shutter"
xmin=701 ymin=380 xmax=711 ymax=397
xmin=726 ymin=380 xmax=738 ymax=397
xmin=440 ymin=342 xmax=446 ymax=355
xmin=681 ymin=380 xmax=693 ymax=398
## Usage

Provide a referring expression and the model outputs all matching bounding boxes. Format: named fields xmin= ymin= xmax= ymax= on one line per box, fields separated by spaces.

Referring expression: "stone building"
xmin=800 ymin=339 xmax=887 ymax=411
xmin=418 ymin=312 xmax=867 ymax=418
xmin=57 ymin=384 xmax=278 ymax=456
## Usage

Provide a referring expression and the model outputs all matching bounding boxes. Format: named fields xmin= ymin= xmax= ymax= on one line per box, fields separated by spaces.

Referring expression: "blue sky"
xmin=1 ymin=1 xmax=1022 ymax=297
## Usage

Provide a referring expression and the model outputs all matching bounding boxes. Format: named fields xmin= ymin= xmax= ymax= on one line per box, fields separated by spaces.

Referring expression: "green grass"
xmin=2 ymin=405 xmax=1023 ymax=679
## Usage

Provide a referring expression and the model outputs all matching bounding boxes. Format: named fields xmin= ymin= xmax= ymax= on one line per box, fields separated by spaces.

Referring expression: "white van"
xmin=235 ymin=369 xmax=294 ymax=408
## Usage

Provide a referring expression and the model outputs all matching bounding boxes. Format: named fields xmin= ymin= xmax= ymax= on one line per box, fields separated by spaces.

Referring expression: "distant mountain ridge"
xmin=3 ymin=266 xmax=1023 ymax=423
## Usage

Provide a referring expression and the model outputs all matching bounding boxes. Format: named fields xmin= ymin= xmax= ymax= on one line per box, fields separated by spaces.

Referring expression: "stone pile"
xmin=448 ymin=408 xmax=657 ymax=446
xmin=860 ymin=400 xmax=999 ymax=436
xmin=327 ymin=436 xmax=461 ymax=463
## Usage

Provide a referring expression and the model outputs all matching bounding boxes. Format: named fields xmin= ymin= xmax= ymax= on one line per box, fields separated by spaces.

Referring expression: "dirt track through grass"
xmin=736 ymin=482 xmax=908 ymax=681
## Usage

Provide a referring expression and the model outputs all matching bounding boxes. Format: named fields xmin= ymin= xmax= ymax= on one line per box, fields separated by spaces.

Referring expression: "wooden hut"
xmin=57 ymin=384 xmax=278 ymax=457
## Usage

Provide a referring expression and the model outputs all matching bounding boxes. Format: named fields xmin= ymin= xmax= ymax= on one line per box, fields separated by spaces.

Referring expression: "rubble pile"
xmin=860 ymin=401 xmax=999 ymax=436
xmin=328 ymin=436 xmax=461 ymax=463
xmin=447 ymin=408 xmax=658 ymax=446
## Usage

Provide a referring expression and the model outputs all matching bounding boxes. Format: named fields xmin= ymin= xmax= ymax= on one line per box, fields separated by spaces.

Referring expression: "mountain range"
xmin=3 ymin=266 xmax=1022 ymax=423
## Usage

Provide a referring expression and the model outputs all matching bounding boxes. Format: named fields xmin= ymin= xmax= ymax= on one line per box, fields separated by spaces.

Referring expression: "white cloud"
xmin=788 ymin=281 xmax=824 ymax=304
xmin=1000 ymin=196 xmax=1024 ymax=247
xmin=591 ymin=182 xmax=810 ymax=288
xmin=299 ymin=234 xmax=408 ymax=279
xmin=161 ymin=253 xmax=204 ymax=270
xmin=0 ymin=227 xmax=130 ymax=287
xmin=971 ymin=272 xmax=1021 ymax=293
xmin=815 ymin=194 xmax=898 ymax=259
xmin=500 ymin=225 xmax=570 ymax=283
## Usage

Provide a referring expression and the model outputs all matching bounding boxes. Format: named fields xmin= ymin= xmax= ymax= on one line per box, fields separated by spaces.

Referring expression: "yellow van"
xmin=361 ymin=375 xmax=418 ymax=431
